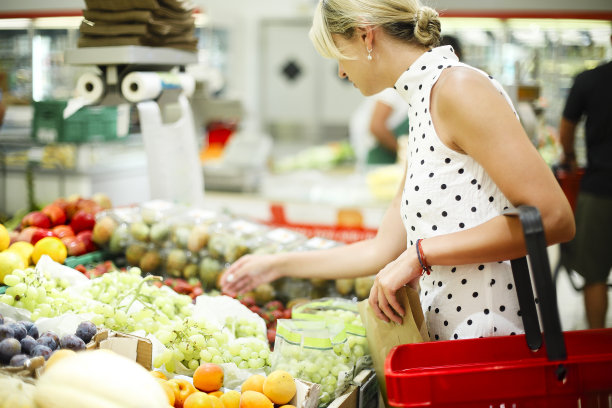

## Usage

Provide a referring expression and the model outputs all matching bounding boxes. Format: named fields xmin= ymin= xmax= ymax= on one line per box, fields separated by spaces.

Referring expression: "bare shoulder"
xmin=433 ymin=66 xmax=501 ymax=111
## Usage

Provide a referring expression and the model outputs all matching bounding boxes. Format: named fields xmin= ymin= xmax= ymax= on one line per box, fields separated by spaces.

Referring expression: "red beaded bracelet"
xmin=416 ymin=238 xmax=431 ymax=275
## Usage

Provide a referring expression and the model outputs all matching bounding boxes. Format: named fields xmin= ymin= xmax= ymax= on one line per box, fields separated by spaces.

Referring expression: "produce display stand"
xmin=385 ymin=206 xmax=612 ymax=407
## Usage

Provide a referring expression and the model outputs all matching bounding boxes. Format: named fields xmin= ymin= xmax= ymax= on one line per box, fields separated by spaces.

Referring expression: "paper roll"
xmin=121 ymin=72 xmax=195 ymax=103
xmin=76 ymin=73 xmax=105 ymax=104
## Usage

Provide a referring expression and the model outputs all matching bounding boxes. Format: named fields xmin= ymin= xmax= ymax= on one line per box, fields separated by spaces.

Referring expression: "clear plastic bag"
xmin=271 ymin=319 xmax=354 ymax=407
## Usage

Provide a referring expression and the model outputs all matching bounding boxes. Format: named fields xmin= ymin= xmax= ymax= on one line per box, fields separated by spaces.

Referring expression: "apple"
xmin=61 ymin=236 xmax=87 ymax=257
xmin=76 ymin=199 xmax=102 ymax=215
xmin=76 ymin=230 xmax=97 ymax=253
xmin=70 ymin=210 xmax=96 ymax=234
xmin=21 ymin=211 xmax=51 ymax=229
xmin=41 ymin=204 xmax=67 ymax=226
xmin=52 ymin=198 xmax=69 ymax=212
xmin=31 ymin=228 xmax=55 ymax=245
xmin=52 ymin=225 xmax=75 ymax=239
xmin=18 ymin=226 xmax=39 ymax=243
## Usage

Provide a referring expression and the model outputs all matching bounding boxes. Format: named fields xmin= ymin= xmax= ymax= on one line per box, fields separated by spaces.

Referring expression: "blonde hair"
xmin=309 ymin=0 xmax=441 ymax=60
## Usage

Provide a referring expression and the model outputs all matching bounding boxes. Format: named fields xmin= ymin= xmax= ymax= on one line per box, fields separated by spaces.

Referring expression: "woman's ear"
xmin=356 ymin=25 xmax=375 ymax=49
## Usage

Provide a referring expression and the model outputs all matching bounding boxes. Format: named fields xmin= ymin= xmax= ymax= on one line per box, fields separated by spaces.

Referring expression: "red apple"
xmin=77 ymin=199 xmax=102 ymax=214
xmin=9 ymin=230 xmax=20 ymax=245
xmin=61 ymin=236 xmax=87 ymax=257
xmin=76 ymin=230 xmax=97 ymax=253
xmin=70 ymin=210 xmax=96 ymax=234
xmin=42 ymin=204 xmax=67 ymax=226
xmin=31 ymin=228 xmax=56 ymax=245
xmin=52 ymin=198 xmax=69 ymax=212
xmin=64 ymin=200 xmax=80 ymax=222
xmin=21 ymin=211 xmax=51 ymax=229
xmin=18 ymin=226 xmax=39 ymax=243
xmin=52 ymin=224 xmax=75 ymax=239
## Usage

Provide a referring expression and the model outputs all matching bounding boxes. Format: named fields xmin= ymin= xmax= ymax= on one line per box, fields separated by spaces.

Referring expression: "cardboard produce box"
xmin=87 ymin=329 xmax=153 ymax=370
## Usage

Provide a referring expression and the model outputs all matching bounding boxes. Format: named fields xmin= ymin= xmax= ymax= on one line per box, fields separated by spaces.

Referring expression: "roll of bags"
xmin=121 ymin=71 xmax=194 ymax=103
xmin=76 ymin=72 xmax=106 ymax=104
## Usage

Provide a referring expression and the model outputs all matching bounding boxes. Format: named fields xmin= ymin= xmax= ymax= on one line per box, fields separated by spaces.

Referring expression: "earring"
xmin=367 ymin=47 xmax=373 ymax=61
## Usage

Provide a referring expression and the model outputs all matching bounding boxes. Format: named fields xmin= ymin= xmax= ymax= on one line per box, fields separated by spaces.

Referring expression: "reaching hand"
xmin=220 ymin=254 xmax=280 ymax=296
xmin=368 ymin=248 xmax=422 ymax=324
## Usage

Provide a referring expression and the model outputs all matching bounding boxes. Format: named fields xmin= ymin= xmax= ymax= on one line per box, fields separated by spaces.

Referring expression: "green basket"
xmin=32 ymin=101 xmax=122 ymax=144
xmin=31 ymin=100 xmax=68 ymax=143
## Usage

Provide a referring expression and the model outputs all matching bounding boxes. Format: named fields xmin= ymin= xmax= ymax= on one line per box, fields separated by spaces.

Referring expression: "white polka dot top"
xmin=395 ymin=45 xmax=524 ymax=341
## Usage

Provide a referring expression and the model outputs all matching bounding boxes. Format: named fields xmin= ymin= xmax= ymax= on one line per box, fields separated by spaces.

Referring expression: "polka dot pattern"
xmin=396 ymin=45 xmax=523 ymax=341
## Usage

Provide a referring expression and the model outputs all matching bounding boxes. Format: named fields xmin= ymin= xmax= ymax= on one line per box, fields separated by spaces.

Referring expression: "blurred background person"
xmin=559 ymin=33 xmax=612 ymax=329
xmin=349 ymin=87 xmax=410 ymax=168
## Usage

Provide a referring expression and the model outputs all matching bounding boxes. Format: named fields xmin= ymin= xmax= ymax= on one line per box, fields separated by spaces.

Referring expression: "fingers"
xmin=378 ymin=284 xmax=403 ymax=324
xmin=385 ymin=288 xmax=405 ymax=320
xmin=368 ymin=281 xmax=388 ymax=322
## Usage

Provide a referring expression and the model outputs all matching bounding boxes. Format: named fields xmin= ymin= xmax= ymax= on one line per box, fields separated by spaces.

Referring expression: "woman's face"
xmin=332 ymin=33 xmax=380 ymax=96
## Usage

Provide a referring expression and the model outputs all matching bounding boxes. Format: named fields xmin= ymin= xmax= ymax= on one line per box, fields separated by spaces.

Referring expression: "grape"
xmin=31 ymin=345 xmax=52 ymax=360
xmin=0 ymin=325 xmax=14 ymax=341
xmin=75 ymin=321 xmax=97 ymax=344
xmin=10 ymin=354 xmax=29 ymax=367
xmin=27 ymin=325 xmax=39 ymax=339
xmin=20 ymin=336 xmax=37 ymax=355
xmin=59 ymin=334 xmax=86 ymax=351
xmin=37 ymin=336 xmax=58 ymax=351
xmin=3 ymin=274 xmax=20 ymax=287
xmin=41 ymin=331 xmax=60 ymax=345
xmin=0 ymin=338 xmax=21 ymax=363
xmin=6 ymin=322 xmax=27 ymax=341
xmin=19 ymin=321 xmax=34 ymax=331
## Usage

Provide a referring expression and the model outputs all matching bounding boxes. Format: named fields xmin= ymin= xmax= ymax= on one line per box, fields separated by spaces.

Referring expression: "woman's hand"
xmin=220 ymin=254 xmax=280 ymax=296
xmin=368 ymin=248 xmax=422 ymax=324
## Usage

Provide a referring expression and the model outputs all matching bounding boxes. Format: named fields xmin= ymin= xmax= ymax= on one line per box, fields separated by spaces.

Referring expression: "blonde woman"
xmin=222 ymin=0 xmax=575 ymax=341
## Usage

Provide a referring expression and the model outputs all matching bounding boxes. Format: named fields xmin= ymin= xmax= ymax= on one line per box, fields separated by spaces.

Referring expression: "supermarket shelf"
xmin=65 ymin=46 xmax=197 ymax=66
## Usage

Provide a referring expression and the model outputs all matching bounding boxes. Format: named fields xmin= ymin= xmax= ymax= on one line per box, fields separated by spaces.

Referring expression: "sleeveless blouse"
xmin=395 ymin=45 xmax=524 ymax=341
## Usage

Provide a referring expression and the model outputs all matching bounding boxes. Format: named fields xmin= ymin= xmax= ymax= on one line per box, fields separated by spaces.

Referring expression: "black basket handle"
xmin=504 ymin=206 xmax=567 ymax=362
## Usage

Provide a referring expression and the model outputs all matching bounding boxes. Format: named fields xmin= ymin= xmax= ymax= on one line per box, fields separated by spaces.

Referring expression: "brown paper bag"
xmin=358 ymin=286 xmax=429 ymax=408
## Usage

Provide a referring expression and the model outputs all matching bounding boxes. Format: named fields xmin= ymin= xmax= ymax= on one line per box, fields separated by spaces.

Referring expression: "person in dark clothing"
xmin=559 ymin=34 xmax=612 ymax=329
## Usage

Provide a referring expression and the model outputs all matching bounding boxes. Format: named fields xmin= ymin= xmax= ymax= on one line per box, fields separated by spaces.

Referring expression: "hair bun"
xmin=414 ymin=6 xmax=441 ymax=48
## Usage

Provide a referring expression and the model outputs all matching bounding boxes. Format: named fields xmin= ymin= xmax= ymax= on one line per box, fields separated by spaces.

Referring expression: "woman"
xmin=222 ymin=0 xmax=575 ymax=341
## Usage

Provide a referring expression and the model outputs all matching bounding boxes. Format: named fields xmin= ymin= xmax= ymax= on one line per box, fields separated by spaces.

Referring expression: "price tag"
xmin=27 ymin=147 xmax=45 ymax=163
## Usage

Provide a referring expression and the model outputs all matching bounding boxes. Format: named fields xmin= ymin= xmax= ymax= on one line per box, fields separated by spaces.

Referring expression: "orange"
xmin=156 ymin=378 xmax=175 ymax=406
xmin=219 ymin=390 xmax=240 ymax=408
xmin=31 ymin=236 xmax=67 ymax=264
xmin=193 ymin=363 xmax=224 ymax=393
xmin=168 ymin=378 xmax=197 ymax=408
xmin=240 ymin=374 xmax=265 ymax=393
xmin=184 ymin=391 xmax=213 ymax=408
xmin=262 ymin=370 xmax=296 ymax=405
xmin=0 ymin=224 xmax=10 ymax=251
xmin=7 ymin=241 xmax=34 ymax=266
xmin=239 ymin=391 xmax=273 ymax=408
xmin=208 ymin=390 xmax=223 ymax=398
xmin=209 ymin=395 xmax=224 ymax=408
xmin=150 ymin=370 xmax=168 ymax=380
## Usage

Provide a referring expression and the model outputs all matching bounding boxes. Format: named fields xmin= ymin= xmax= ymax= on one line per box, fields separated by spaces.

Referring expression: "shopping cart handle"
xmin=503 ymin=206 xmax=567 ymax=362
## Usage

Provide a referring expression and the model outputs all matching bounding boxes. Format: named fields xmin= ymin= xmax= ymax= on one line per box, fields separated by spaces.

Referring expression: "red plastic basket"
xmin=384 ymin=206 xmax=612 ymax=407
xmin=385 ymin=329 xmax=612 ymax=407
xmin=554 ymin=167 xmax=584 ymax=213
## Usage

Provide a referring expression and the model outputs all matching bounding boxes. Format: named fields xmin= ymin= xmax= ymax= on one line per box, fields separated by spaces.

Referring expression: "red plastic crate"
xmin=385 ymin=328 xmax=612 ymax=407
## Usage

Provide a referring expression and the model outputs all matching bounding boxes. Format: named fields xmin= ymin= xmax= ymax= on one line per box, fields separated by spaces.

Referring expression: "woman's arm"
xmin=220 ymin=167 xmax=409 ymax=296
xmin=370 ymin=100 xmax=398 ymax=152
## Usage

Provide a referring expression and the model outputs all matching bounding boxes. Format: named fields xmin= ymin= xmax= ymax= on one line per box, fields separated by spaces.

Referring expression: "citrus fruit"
xmin=0 ymin=224 xmax=9 ymax=251
xmin=32 ymin=236 xmax=67 ymax=264
xmin=0 ymin=251 xmax=25 ymax=284
xmin=193 ymin=362 xmax=224 ymax=392
xmin=7 ymin=241 xmax=34 ymax=266
xmin=239 ymin=391 xmax=273 ymax=408
xmin=241 ymin=374 xmax=265 ymax=393
xmin=262 ymin=370 xmax=296 ymax=405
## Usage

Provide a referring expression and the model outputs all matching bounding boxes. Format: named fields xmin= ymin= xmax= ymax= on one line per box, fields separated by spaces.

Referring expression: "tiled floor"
xmin=549 ymin=245 xmax=612 ymax=330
